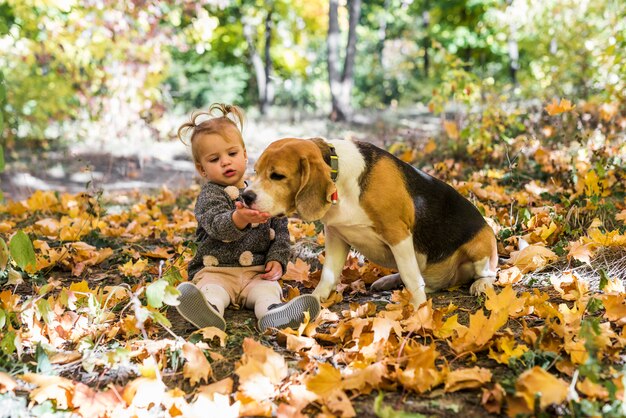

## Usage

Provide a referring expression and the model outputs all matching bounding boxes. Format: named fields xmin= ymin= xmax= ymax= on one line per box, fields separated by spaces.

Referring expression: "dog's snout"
xmin=242 ymin=190 xmax=257 ymax=206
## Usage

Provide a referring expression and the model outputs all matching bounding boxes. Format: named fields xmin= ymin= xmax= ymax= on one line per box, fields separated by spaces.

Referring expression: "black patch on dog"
xmin=355 ymin=141 xmax=486 ymax=263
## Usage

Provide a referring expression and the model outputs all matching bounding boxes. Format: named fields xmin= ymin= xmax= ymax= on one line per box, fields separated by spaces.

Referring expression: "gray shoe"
xmin=175 ymin=282 xmax=226 ymax=331
xmin=258 ymin=294 xmax=321 ymax=332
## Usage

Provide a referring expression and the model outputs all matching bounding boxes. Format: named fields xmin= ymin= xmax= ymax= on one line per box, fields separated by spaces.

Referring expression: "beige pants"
xmin=192 ymin=265 xmax=282 ymax=319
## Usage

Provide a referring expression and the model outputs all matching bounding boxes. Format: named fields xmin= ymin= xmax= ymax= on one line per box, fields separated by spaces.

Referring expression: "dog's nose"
xmin=242 ymin=190 xmax=256 ymax=206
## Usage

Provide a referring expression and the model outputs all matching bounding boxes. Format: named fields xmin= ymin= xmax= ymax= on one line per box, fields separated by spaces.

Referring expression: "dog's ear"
xmin=295 ymin=155 xmax=334 ymax=221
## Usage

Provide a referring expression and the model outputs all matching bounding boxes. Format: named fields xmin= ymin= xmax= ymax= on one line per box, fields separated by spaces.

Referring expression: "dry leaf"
xmin=307 ymin=363 xmax=342 ymax=397
xmin=508 ymin=244 xmax=557 ymax=273
xmin=73 ymin=383 xmax=122 ymax=418
xmin=445 ymin=367 xmax=492 ymax=392
xmin=515 ymin=366 xmax=569 ymax=410
xmin=22 ymin=373 xmax=75 ymax=410
xmin=236 ymin=338 xmax=288 ymax=401
xmin=283 ymin=258 xmax=311 ymax=283
xmin=182 ymin=342 xmax=212 ymax=386
xmin=0 ymin=372 xmax=17 ymax=393
xmin=545 ymin=98 xmax=575 ymax=115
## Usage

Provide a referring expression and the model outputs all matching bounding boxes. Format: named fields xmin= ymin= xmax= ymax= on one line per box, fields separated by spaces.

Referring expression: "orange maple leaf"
xmin=119 ymin=258 xmax=149 ymax=278
xmin=73 ymin=382 xmax=123 ymax=417
xmin=282 ymin=258 xmax=311 ymax=283
xmin=484 ymin=286 xmax=528 ymax=318
xmin=449 ymin=308 xmax=508 ymax=354
xmin=236 ymin=338 xmax=288 ymax=401
xmin=306 ymin=363 xmax=342 ymax=397
xmin=545 ymin=98 xmax=575 ymax=115
xmin=182 ymin=342 xmax=212 ymax=386
xmin=601 ymin=294 xmax=626 ymax=325
xmin=514 ymin=366 xmax=569 ymax=410
xmin=21 ymin=373 xmax=75 ymax=410
xmin=508 ymin=244 xmax=558 ymax=273
xmin=444 ymin=367 xmax=492 ymax=392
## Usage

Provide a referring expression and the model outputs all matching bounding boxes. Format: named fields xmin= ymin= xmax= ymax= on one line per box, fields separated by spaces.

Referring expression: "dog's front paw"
xmin=411 ymin=288 xmax=428 ymax=307
xmin=370 ymin=273 xmax=403 ymax=291
xmin=312 ymin=283 xmax=333 ymax=302
xmin=469 ymin=276 xmax=496 ymax=295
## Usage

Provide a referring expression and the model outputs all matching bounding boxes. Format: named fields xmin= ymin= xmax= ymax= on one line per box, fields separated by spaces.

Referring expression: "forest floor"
xmin=1 ymin=104 xmax=625 ymax=418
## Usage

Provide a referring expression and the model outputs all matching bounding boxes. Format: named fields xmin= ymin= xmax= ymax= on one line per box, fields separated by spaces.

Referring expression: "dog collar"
xmin=327 ymin=143 xmax=339 ymax=204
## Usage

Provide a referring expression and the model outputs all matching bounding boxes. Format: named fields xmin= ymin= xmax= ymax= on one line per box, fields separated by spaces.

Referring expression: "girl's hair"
xmin=177 ymin=103 xmax=246 ymax=163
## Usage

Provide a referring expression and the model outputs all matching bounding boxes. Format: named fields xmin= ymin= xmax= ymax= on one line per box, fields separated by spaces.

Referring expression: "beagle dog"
xmin=242 ymin=138 xmax=498 ymax=307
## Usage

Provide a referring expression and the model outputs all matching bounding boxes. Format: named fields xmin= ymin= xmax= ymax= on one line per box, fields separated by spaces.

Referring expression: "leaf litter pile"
xmin=1 ymin=100 xmax=626 ymax=417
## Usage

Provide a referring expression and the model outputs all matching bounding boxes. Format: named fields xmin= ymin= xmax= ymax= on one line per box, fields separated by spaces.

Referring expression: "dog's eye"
xmin=270 ymin=173 xmax=286 ymax=181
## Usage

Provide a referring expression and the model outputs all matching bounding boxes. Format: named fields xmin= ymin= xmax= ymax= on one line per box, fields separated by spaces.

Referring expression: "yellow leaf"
xmin=566 ymin=241 xmax=595 ymax=265
xmin=423 ymin=139 xmax=437 ymax=155
xmin=182 ymin=342 xmax=212 ymax=386
xmin=21 ymin=373 xmax=74 ymax=410
xmin=307 ymin=363 xmax=342 ymax=397
xmin=602 ymin=295 xmax=626 ymax=325
xmin=236 ymin=338 xmax=288 ymax=401
xmin=119 ymin=258 xmax=149 ymax=278
xmin=488 ymin=336 xmax=528 ymax=364
xmin=195 ymin=327 xmax=228 ymax=347
xmin=73 ymin=383 xmax=122 ymax=418
xmin=282 ymin=258 xmax=311 ymax=283
xmin=342 ymin=362 xmax=386 ymax=392
xmin=371 ymin=317 xmax=402 ymax=343
xmin=508 ymin=244 xmax=557 ymax=273
xmin=485 ymin=286 xmax=527 ymax=318
xmin=545 ymin=98 xmax=575 ymax=115
xmin=576 ymin=378 xmax=609 ymax=400
xmin=496 ymin=266 xmax=523 ymax=285
xmin=445 ymin=367 xmax=492 ymax=392
xmin=514 ymin=367 xmax=569 ymax=410
xmin=443 ymin=120 xmax=459 ymax=139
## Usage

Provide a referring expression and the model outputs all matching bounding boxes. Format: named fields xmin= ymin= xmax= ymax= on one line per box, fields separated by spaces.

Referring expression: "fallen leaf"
xmin=445 ymin=367 xmax=492 ymax=392
xmin=508 ymin=244 xmax=557 ymax=273
xmin=21 ymin=373 xmax=75 ymax=410
xmin=283 ymin=258 xmax=311 ymax=283
xmin=73 ymin=383 xmax=123 ymax=417
xmin=236 ymin=338 xmax=288 ymax=401
xmin=0 ymin=372 xmax=17 ymax=393
xmin=182 ymin=342 xmax=212 ymax=386
xmin=545 ymin=98 xmax=575 ymax=115
xmin=514 ymin=366 xmax=569 ymax=410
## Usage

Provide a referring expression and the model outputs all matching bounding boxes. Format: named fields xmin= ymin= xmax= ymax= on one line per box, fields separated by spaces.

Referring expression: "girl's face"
xmin=194 ymin=132 xmax=247 ymax=187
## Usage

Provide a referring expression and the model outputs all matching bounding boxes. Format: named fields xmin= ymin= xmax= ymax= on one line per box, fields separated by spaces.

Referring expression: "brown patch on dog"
xmin=421 ymin=225 xmax=497 ymax=290
xmin=461 ymin=224 xmax=499 ymax=271
xmin=254 ymin=138 xmax=334 ymax=220
xmin=360 ymin=156 xmax=415 ymax=245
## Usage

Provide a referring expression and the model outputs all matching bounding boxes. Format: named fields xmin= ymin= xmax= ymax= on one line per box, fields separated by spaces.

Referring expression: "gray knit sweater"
xmin=187 ymin=181 xmax=290 ymax=279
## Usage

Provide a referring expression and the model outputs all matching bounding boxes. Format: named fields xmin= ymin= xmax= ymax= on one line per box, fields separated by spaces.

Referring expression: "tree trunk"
xmin=327 ymin=0 xmax=362 ymax=122
xmin=422 ymin=7 xmax=430 ymax=77
xmin=263 ymin=9 xmax=274 ymax=112
xmin=377 ymin=0 xmax=389 ymax=67
xmin=244 ymin=8 xmax=274 ymax=115
xmin=506 ymin=0 xmax=519 ymax=85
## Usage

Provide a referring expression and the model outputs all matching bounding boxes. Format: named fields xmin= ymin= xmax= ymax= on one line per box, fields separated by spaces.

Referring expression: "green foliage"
xmin=8 ymin=230 xmax=35 ymax=271
xmin=146 ymin=278 xmax=180 ymax=309
xmin=0 ymin=0 xmax=624 ymax=147
xmin=167 ymin=57 xmax=250 ymax=109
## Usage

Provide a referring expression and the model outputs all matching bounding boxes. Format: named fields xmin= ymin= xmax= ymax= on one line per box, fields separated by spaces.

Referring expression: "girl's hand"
xmin=233 ymin=201 xmax=271 ymax=228
xmin=261 ymin=261 xmax=283 ymax=281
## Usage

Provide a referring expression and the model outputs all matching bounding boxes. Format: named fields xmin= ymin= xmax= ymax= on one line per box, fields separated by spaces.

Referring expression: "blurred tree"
xmin=327 ymin=0 xmax=362 ymax=121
